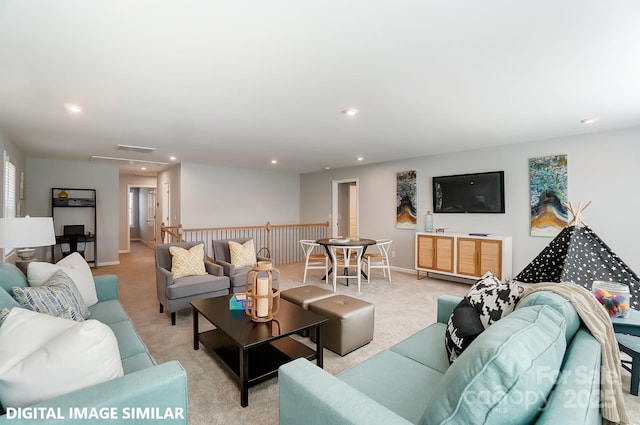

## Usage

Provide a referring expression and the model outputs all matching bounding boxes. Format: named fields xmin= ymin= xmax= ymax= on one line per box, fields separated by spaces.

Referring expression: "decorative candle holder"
xmin=244 ymin=261 xmax=280 ymax=322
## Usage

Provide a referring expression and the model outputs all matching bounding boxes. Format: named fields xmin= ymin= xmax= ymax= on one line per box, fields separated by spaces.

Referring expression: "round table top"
xmin=315 ymin=237 xmax=377 ymax=247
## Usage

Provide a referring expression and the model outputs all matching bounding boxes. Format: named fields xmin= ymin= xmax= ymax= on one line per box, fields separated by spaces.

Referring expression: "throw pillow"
xmin=229 ymin=240 xmax=257 ymax=269
xmin=27 ymin=252 xmax=98 ymax=307
xmin=13 ymin=269 xmax=90 ymax=320
xmin=0 ymin=308 xmax=123 ymax=409
xmin=169 ymin=244 xmax=207 ymax=279
xmin=0 ymin=308 xmax=9 ymax=327
xmin=423 ymin=305 xmax=567 ymax=425
xmin=466 ymin=270 xmax=523 ymax=329
xmin=445 ymin=298 xmax=485 ymax=364
xmin=444 ymin=271 xmax=524 ymax=364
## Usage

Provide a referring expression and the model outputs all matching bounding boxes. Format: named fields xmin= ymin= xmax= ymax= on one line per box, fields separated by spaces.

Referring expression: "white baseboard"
xmin=389 ymin=265 xmax=416 ymax=275
xmin=97 ymin=261 xmax=120 ymax=266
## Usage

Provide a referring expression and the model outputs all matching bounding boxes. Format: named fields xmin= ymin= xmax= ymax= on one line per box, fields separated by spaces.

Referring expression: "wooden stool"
xmin=309 ymin=295 xmax=374 ymax=356
xmin=616 ymin=333 xmax=639 ymax=396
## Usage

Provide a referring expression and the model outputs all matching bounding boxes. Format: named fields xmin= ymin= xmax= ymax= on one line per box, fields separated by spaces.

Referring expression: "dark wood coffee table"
xmin=191 ymin=295 xmax=328 ymax=407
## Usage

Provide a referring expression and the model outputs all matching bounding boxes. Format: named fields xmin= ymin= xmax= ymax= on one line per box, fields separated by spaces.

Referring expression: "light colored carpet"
xmin=95 ymin=242 xmax=640 ymax=424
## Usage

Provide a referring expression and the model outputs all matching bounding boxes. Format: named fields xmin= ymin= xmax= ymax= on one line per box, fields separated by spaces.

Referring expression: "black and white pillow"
xmin=445 ymin=271 xmax=523 ymax=364
xmin=445 ymin=298 xmax=485 ymax=364
xmin=466 ymin=270 xmax=523 ymax=329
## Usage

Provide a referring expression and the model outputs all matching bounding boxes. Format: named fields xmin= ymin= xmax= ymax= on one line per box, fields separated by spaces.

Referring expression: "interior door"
xmin=146 ymin=189 xmax=156 ymax=245
xmin=332 ymin=179 xmax=359 ymax=238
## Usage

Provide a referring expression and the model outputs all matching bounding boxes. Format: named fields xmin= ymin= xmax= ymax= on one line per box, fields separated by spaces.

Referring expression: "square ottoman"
xmin=281 ymin=285 xmax=335 ymax=309
xmin=309 ymin=295 xmax=374 ymax=356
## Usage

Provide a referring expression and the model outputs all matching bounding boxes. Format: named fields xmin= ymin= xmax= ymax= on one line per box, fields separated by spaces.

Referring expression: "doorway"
xmin=331 ymin=179 xmax=359 ymax=238
xmin=127 ymin=184 xmax=158 ymax=251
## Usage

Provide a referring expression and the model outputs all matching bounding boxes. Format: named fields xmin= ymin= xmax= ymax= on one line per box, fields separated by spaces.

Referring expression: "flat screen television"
xmin=432 ymin=171 xmax=505 ymax=213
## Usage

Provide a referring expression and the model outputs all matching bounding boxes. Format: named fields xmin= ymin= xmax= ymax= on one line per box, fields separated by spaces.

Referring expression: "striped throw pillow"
xmin=0 ymin=308 xmax=9 ymax=327
xmin=12 ymin=270 xmax=90 ymax=320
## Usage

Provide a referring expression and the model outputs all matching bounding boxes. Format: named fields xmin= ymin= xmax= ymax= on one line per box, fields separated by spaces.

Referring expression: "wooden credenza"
xmin=415 ymin=232 xmax=512 ymax=282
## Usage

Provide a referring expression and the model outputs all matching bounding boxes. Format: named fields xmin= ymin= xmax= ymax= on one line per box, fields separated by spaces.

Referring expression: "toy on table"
xmin=592 ymin=281 xmax=630 ymax=318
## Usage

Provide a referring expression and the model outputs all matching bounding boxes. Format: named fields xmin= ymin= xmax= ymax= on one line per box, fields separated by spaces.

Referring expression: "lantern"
xmin=244 ymin=261 xmax=280 ymax=322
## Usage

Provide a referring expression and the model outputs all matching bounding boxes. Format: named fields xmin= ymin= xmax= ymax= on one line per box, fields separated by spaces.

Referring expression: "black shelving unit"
xmin=51 ymin=188 xmax=97 ymax=267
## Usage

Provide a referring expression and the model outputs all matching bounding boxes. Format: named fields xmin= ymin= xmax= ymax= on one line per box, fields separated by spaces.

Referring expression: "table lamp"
xmin=0 ymin=216 xmax=56 ymax=260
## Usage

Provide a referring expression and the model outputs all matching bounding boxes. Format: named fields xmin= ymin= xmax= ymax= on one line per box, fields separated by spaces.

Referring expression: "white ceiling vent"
xmin=116 ymin=144 xmax=156 ymax=153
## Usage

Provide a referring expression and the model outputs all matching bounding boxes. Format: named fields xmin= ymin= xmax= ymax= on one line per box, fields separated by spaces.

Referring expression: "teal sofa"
xmin=279 ymin=293 xmax=602 ymax=424
xmin=0 ymin=262 xmax=188 ymax=424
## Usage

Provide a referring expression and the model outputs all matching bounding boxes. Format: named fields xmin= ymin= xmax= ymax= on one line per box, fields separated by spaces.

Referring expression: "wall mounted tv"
xmin=432 ymin=171 xmax=505 ymax=213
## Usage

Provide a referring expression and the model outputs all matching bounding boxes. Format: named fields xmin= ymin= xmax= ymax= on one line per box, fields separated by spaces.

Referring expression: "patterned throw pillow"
xmin=57 ymin=308 xmax=85 ymax=321
xmin=466 ymin=270 xmax=524 ymax=328
xmin=169 ymin=244 xmax=207 ymax=279
xmin=12 ymin=269 xmax=90 ymax=320
xmin=444 ymin=270 xmax=523 ymax=364
xmin=445 ymin=298 xmax=485 ymax=364
xmin=27 ymin=252 xmax=99 ymax=307
xmin=229 ymin=240 xmax=257 ymax=269
xmin=0 ymin=308 xmax=10 ymax=327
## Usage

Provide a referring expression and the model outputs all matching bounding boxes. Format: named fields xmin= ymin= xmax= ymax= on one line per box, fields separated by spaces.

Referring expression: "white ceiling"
xmin=1 ymin=1 xmax=639 ymax=175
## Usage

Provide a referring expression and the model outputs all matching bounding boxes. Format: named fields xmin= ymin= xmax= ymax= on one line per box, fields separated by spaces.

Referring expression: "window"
xmin=3 ymin=151 xmax=16 ymax=218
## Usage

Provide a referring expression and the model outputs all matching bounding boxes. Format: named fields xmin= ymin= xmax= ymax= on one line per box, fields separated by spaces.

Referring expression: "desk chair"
xmin=62 ymin=225 xmax=85 ymax=258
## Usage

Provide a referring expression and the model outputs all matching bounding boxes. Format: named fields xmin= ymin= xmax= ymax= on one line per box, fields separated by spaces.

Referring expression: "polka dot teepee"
xmin=515 ymin=201 xmax=640 ymax=309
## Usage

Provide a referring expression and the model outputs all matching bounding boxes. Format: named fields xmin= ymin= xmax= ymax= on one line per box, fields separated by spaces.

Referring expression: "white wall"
xmin=179 ymin=162 xmax=301 ymax=228
xmin=25 ymin=158 xmax=120 ymax=265
xmin=301 ymin=126 xmax=640 ymax=275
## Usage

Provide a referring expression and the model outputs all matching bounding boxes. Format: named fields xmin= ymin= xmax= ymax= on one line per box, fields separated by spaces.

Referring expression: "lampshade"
xmin=0 ymin=217 xmax=56 ymax=260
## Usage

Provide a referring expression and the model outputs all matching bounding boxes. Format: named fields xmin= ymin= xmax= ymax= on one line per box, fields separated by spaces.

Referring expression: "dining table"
xmin=315 ymin=237 xmax=378 ymax=280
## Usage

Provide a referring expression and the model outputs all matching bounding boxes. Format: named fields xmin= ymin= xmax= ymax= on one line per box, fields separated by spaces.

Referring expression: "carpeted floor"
xmin=95 ymin=242 xmax=640 ymax=425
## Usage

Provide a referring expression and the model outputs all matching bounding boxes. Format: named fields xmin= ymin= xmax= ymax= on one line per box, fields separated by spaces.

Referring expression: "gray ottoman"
xmin=281 ymin=285 xmax=335 ymax=309
xmin=309 ymin=295 xmax=375 ymax=356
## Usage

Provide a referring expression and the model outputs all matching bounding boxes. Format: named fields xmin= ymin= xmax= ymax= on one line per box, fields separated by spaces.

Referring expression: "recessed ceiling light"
xmin=64 ymin=103 xmax=82 ymax=114
xmin=141 ymin=167 xmax=147 ymax=171
xmin=324 ymin=166 xmax=331 ymax=170
xmin=271 ymin=159 xmax=278 ymax=164
xmin=357 ymin=156 xmax=364 ymax=161
xmin=169 ymin=156 xmax=177 ymax=161
xmin=580 ymin=117 xmax=599 ymax=124
xmin=342 ymin=108 xmax=359 ymax=116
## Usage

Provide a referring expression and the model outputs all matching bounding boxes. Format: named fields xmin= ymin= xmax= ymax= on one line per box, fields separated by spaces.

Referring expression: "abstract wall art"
xmin=396 ymin=170 xmax=417 ymax=229
xmin=529 ymin=154 xmax=568 ymax=237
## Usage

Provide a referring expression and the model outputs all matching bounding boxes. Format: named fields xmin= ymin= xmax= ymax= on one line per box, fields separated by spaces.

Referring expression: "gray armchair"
xmin=155 ymin=241 xmax=230 ymax=325
xmin=211 ymin=238 xmax=274 ymax=293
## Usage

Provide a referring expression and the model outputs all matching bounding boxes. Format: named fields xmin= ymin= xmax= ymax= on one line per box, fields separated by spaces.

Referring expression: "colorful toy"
xmin=593 ymin=285 xmax=630 ymax=318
